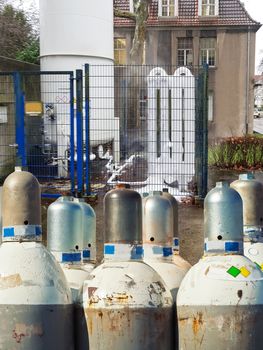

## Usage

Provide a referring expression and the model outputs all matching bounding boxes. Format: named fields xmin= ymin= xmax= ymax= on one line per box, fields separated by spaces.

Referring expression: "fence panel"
xmin=88 ymin=64 xmax=208 ymax=197
xmin=0 ymin=73 xmax=16 ymax=183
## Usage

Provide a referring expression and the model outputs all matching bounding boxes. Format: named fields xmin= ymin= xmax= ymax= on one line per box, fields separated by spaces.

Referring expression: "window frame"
xmin=114 ymin=37 xmax=127 ymax=65
xmin=198 ymin=0 xmax=219 ymax=17
xmin=177 ymin=38 xmax=193 ymax=66
xmin=158 ymin=0 xmax=178 ymax=17
xmin=199 ymin=38 xmax=216 ymax=67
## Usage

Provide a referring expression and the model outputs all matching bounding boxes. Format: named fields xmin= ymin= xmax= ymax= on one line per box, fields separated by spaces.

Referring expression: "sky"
xmin=11 ymin=0 xmax=263 ymax=73
xmin=242 ymin=0 xmax=263 ymax=73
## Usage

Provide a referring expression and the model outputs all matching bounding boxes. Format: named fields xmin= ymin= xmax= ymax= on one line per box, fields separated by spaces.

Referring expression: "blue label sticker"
xmin=163 ymin=247 xmax=173 ymax=257
xmin=3 ymin=227 xmax=15 ymax=237
xmin=104 ymin=245 xmax=115 ymax=255
xmin=174 ymin=238 xmax=179 ymax=246
xmin=62 ymin=252 xmax=81 ymax=262
xmin=35 ymin=226 xmax=42 ymax=236
xmin=135 ymin=246 xmax=144 ymax=256
xmin=225 ymin=242 xmax=239 ymax=252
xmin=83 ymin=250 xmax=91 ymax=259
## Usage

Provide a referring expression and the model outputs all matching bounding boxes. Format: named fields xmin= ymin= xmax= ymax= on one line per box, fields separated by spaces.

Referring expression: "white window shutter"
xmin=198 ymin=0 xmax=202 ymax=16
xmin=215 ymin=0 xmax=219 ymax=16
xmin=175 ymin=0 xmax=179 ymax=16
xmin=129 ymin=0 xmax=134 ymax=12
xmin=158 ymin=0 xmax=162 ymax=16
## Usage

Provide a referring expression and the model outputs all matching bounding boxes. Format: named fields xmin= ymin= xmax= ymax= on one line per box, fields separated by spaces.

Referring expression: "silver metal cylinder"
xmin=47 ymin=196 xmax=83 ymax=252
xmin=231 ymin=173 xmax=263 ymax=228
xmin=2 ymin=169 xmax=41 ymax=228
xmin=204 ymin=182 xmax=243 ymax=250
xmin=74 ymin=198 xmax=96 ymax=261
xmin=162 ymin=188 xmax=179 ymax=238
xmin=104 ymin=185 xmax=142 ymax=244
xmin=143 ymin=191 xmax=173 ymax=245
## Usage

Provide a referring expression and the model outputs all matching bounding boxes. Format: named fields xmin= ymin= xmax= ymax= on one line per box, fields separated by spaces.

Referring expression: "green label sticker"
xmin=227 ymin=266 xmax=241 ymax=278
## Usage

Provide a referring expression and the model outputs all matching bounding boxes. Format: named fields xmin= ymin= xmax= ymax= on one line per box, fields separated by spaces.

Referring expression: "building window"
xmin=199 ymin=0 xmax=219 ymax=16
xmin=114 ymin=38 xmax=127 ymax=65
xmin=200 ymin=38 xmax=216 ymax=66
xmin=158 ymin=0 xmax=178 ymax=17
xmin=208 ymin=91 xmax=214 ymax=121
xmin=177 ymin=38 xmax=193 ymax=66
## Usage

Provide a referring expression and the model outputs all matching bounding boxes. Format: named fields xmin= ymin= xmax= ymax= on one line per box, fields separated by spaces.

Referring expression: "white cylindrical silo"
xmin=40 ymin=0 xmax=114 ymax=68
xmin=39 ymin=0 xmax=119 ymax=177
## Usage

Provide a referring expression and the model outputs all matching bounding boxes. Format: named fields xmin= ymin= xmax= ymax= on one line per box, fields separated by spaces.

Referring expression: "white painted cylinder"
xmin=39 ymin=0 xmax=113 ymax=62
xmin=39 ymin=0 xmax=120 ymax=177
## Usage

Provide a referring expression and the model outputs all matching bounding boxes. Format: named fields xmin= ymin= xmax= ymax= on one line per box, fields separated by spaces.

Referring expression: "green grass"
xmin=208 ymin=136 xmax=263 ymax=169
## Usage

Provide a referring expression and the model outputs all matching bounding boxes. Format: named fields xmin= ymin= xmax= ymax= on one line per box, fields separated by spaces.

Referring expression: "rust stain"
xmin=192 ymin=312 xmax=203 ymax=335
xmin=0 ymin=274 xmax=22 ymax=289
xmin=12 ymin=323 xmax=43 ymax=343
xmin=88 ymin=287 xmax=98 ymax=299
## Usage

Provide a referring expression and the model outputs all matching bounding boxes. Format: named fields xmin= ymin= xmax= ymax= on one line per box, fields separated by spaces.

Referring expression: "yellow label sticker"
xmin=240 ymin=267 xmax=251 ymax=278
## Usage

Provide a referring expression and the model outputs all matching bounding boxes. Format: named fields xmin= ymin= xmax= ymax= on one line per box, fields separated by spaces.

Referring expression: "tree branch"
xmin=114 ymin=8 xmax=136 ymax=21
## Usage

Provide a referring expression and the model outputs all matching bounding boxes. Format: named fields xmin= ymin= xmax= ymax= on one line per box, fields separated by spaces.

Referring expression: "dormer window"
xmin=199 ymin=0 xmax=219 ymax=17
xmin=158 ymin=0 xmax=178 ymax=17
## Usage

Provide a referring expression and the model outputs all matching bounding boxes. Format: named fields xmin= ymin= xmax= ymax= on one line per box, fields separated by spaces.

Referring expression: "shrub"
xmin=208 ymin=136 xmax=263 ymax=169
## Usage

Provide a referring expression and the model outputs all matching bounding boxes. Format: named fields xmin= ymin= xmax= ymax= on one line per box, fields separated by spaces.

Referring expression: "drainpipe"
xmin=245 ymin=27 xmax=251 ymax=134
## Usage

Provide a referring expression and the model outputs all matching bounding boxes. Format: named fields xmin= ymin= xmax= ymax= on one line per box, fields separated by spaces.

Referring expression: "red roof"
xmin=114 ymin=0 xmax=261 ymax=28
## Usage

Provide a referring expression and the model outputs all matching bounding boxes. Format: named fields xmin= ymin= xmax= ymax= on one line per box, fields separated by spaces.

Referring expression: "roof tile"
xmin=114 ymin=0 xmax=261 ymax=28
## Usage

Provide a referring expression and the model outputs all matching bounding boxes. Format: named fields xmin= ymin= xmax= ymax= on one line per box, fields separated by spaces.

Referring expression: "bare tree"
xmin=114 ymin=0 xmax=151 ymax=64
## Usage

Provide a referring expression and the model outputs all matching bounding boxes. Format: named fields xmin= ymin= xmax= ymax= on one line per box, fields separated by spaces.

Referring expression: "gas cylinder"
xmin=162 ymin=188 xmax=179 ymax=254
xmin=177 ymin=181 xmax=263 ymax=349
xmin=0 ymin=168 xmax=73 ymax=349
xmin=142 ymin=191 xmax=190 ymax=299
xmin=80 ymin=185 xmax=174 ymax=350
xmin=73 ymin=197 xmax=96 ymax=265
xmin=47 ymin=196 xmax=93 ymax=301
xmin=230 ymin=173 xmax=263 ymax=268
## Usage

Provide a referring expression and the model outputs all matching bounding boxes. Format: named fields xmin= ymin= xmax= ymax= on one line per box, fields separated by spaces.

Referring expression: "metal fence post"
xmin=13 ymin=72 xmax=26 ymax=168
xmin=84 ymin=64 xmax=90 ymax=195
xmin=201 ymin=64 xmax=209 ymax=198
xmin=76 ymin=69 xmax=84 ymax=195
xmin=69 ymin=72 xmax=75 ymax=194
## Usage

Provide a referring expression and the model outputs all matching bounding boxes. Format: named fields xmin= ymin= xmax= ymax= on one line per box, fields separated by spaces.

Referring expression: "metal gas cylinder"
xmin=104 ymin=184 xmax=142 ymax=243
xmin=80 ymin=186 xmax=174 ymax=350
xmin=47 ymin=196 xmax=93 ymax=302
xmin=142 ymin=191 xmax=190 ymax=300
xmin=162 ymin=188 xmax=179 ymax=254
xmin=231 ymin=174 xmax=263 ymax=270
xmin=231 ymin=173 xmax=263 ymax=240
xmin=74 ymin=197 xmax=96 ymax=264
xmin=177 ymin=181 xmax=263 ymax=350
xmin=0 ymin=169 xmax=74 ymax=349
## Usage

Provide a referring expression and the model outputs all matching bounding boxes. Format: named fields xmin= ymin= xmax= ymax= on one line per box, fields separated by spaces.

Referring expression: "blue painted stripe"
xmin=62 ymin=252 xmax=81 ymax=262
xmin=83 ymin=250 xmax=91 ymax=259
xmin=104 ymin=245 xmax=115 ymax=255
xmin=225 ymin=242 xmax=240 ymax=252
xmin=152 ymin=246 xmax=163 ymax=255
xmin=3 ymin=227 xmax=15 ymax=237
xmin=163 ymin=247 xmax=173 ymax=257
